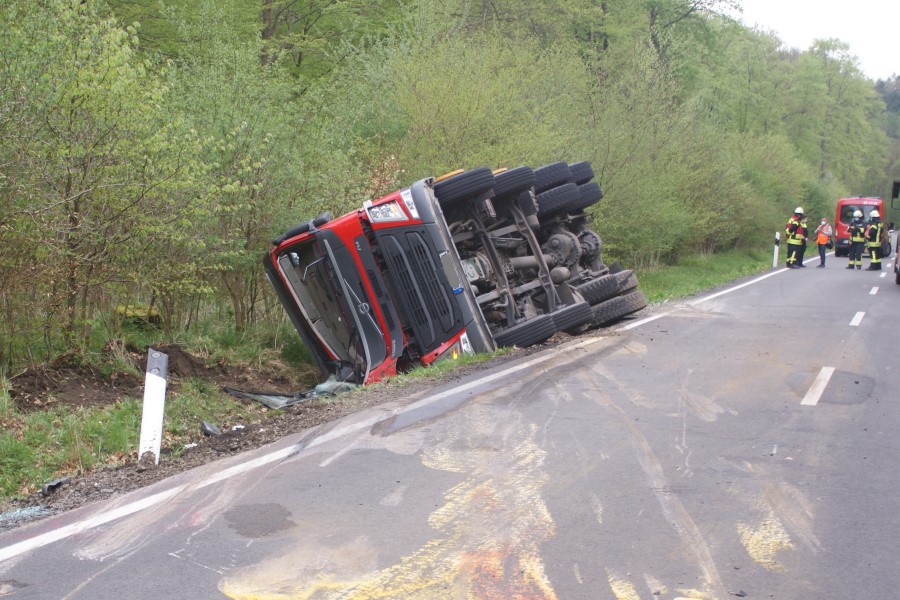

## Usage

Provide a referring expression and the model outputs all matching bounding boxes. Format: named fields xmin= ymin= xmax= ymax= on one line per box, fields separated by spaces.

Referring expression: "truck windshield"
xmin=839 ymin=204 xmax=876 ymax=224
xmin=276 ymin=238 xmax=382 ymax=381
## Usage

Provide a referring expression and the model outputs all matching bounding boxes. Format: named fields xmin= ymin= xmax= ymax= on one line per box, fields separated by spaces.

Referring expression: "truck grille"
xmin=381 ymin=231 xmax=455 ymax=350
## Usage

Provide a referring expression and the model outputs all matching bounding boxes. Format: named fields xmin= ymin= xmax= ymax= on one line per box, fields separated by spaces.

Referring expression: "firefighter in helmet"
xmin=785 ymin=207 xmax=808 ymax=268
xmin=865 ymin=209 xmax=884 ymax=270
xmin=847 ymin=209 xmax=866 ymax=270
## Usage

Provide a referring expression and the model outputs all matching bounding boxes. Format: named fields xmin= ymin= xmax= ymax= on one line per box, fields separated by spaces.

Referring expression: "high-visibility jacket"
xmin=866 ymin=220 xmax=883 ymax=247
xmin=849 ymin=219 xmax=866 ymax=242
xmin=816 ymin=224 xmax=832 ymax=244
xmin=785 ymin=216 xmax=806 ymax=245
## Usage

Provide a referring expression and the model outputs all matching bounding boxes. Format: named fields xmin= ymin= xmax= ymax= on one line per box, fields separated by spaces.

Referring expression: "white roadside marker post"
xmin=138 ymin=348 xmax=169 ymax=465
xmin=773 ymin=231 xmax=780 ymax=269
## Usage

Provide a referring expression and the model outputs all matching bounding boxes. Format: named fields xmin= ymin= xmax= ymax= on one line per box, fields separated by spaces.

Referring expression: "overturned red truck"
xmin=264 ymin=162 xmax=645 ymax=385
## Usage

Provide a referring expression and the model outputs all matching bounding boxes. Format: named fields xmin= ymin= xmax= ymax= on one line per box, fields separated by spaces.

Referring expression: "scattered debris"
xmin=40 ymin=477 xmax=72 ymax=497
xmin=223 ymin=375 xmax=358 ymax=409
xmin=200 ymin=421 xmax=223 ymax=437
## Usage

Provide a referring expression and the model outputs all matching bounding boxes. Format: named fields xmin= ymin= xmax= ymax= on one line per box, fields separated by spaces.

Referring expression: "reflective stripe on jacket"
xmin=866 ymin=221 xmax=883 ymax=246
xmin=785 ymin=216 xmax=806 ymax=245
xmin=849 ymin=219 xmax=866 ymax=242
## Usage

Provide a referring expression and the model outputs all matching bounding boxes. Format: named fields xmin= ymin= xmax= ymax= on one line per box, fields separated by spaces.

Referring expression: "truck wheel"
xmin=568 ymin=161 xmax=594 ymax=185
xmin=433 ymin=167 xmax=494 ymax=207
xmin=551 ymin=301 xmax=593 ymax=333
xmin=575 ymin=273 xmax=619 ymax=305
xmin=534 ymin=162 xmax=573 ymax=194
xmin=536 ymin=183 xmax=581 ymax=219
xmin=614 ymin=269 xmax=638 ymax=294
xmin=895 ymin=267 xmax=900 ymax=285
xmin=591 ymin=291 xmax=648 ymax=326
xmin=576 ymin=182 xmax=603 ymax=208
xmin=493 ymin=166 xmax=535 ymax=199
xmin=494 ymin=314 xmax=557 ymax=348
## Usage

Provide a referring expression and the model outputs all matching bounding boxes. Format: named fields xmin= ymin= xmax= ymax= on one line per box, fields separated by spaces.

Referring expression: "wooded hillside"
xmin=2 ymin=0 xmax=898 ymax=371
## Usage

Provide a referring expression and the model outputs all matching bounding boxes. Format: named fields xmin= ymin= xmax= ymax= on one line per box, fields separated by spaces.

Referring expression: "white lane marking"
xmin=850 ymin=312 xmax=865 ymax=327
xmin=0 ymin=336 xmax=605 ymax=563
xmin=691 ymin=269 xmax=784 ymax=305
xmin=617 ymin=311 xmax=671 ymax=331
xmin=870 ymin=287 xmax=879 ymax=295
xmin=801 ymin=367 xmax=835 ymax=406
xmin=880 ymin=272 xmax=887 ymax=278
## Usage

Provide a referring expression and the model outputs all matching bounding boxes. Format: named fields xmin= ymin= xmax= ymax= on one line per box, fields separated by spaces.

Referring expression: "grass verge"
xmin=636 ymin=248 xmax=773 ymax=303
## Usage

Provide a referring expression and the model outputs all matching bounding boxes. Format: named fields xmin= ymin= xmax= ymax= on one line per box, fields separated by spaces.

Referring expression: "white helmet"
xmin=870 ymin=209 xmax=880 ymax=218
xmin=794 ymin=207 xmax=804 ymax=215
xmin=853 ymin=210 xmax=863 ymax=218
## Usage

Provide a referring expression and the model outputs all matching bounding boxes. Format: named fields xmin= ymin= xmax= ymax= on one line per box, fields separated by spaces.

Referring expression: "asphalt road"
xmin=2 ymin=248 xmax=899 ymax=600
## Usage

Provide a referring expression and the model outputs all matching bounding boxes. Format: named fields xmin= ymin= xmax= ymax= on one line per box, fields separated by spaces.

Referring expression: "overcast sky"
xmin=728 ymin=1 xmax=899 ymax=81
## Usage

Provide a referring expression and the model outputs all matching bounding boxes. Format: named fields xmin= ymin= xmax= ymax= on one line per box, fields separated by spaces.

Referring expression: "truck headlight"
xmin=365 ymin=201 xmax=409 ymax=223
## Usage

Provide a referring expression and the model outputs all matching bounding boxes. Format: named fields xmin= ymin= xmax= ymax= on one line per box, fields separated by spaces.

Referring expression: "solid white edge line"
xmin=617 ymin=311 xmax=671 ymax=331
xmin=801 ymin=367 xmax=835 ymax=406
xmin=850 ymin=312 xmax=865 ymax=327
xmin=690 ymin=269 xmax=784 ymax=305
xmin=0 ymin=337 xmax=605 ymax=562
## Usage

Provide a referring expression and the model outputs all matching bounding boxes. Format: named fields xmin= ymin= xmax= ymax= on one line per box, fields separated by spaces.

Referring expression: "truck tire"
xmin=433 ymin=167 xmax=494 ymax=207
xmin=614 ymin=269 xmax=638 ymax=294
xmin=577 ymin=182 xmax=603 ymax=208
xmin=534 ymin=162 xmax=573 ymax=194
xmin=591 ymin=290 xmax=648 ymax=326
xmin=575 ymin=273 xmax=619 ymax=305
xmin=569 ymin=161 xmax=594 ymax=185
xmin=536 ymin=183 xmax=581 ymax=219
xmin=551 ymin=301 xmax=593 ymax=333
xmin=494 ymin=314 xmax=557 ymax=348
xmin=493 ymin=166 xmax=535 ymax=199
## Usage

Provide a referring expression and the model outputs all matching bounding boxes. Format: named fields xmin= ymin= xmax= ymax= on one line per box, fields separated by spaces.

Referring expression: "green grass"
xmin=0 ymin=380 xmax=276 ymax=500
xmin=636 ymin=248 xmax=773 ymax=303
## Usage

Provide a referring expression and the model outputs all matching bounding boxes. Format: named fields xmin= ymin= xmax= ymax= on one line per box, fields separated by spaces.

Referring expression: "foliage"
xmin=2 ymin=0 xmax=899 ymax=373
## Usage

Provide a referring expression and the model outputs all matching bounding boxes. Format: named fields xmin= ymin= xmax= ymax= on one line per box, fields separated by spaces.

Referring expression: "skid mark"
xmin=746 ymin=464 xmax=820 ymax=553
xmin=221 ymin=407 xmax=558 ymax=599
xmin=581 ymin=370 xmax=725 ymax=598
xmin=678 ymin=370 xmax=726 ymax=423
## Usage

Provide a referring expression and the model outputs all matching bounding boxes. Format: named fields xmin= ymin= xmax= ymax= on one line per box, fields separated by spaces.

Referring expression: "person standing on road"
xmin=847 ymin=210 xmax=866 ymax=270
xmin=785 ymin=207 xmax=808 ymax=268
xmin=865 ymin=209 xmax=884 ymax=270
xmin=815 ymin=217 xmax=833 ymax=268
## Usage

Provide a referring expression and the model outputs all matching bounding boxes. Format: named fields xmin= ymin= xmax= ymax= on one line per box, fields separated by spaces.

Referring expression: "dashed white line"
xmin=880 ymin=272 xmax=887 ymax=279
xmin=850 ymin=312 xmax=865 ymax=327
xmin=801 ymin=367 xmax=835 ymax=406
xmin=870 ymin=287 xmax=879 ymax=295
